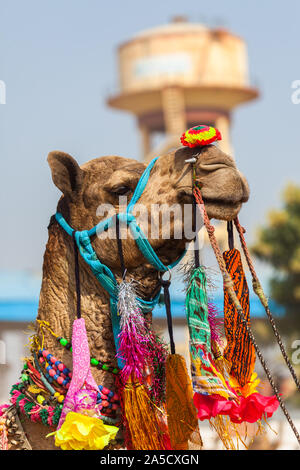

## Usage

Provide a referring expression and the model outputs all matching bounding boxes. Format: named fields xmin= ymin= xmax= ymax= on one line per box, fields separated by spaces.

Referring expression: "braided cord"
xmin=193 ymin=186 xmax=300 ymax=446
xmin=234 ymin=217 xmax=300 ymax=391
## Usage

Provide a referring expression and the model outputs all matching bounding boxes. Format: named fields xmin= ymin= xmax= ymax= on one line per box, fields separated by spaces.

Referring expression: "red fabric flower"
xmin=193 ymin=392 xmax=279 ymax=423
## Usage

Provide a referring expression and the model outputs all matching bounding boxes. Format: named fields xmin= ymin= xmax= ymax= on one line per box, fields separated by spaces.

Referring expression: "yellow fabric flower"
xmin=48 ymin=412 xmax=119 ymax=450
xmin=229 ymin=372 xmax=260 ymax=398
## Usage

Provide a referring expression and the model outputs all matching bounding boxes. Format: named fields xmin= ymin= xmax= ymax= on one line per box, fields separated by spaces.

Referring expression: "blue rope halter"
xmin=55 ymin=157 xmax=185 ymax=367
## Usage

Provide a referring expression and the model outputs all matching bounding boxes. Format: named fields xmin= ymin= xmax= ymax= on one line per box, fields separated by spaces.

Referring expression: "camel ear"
xmin=47 ymin=151 xmax=82 ymax=196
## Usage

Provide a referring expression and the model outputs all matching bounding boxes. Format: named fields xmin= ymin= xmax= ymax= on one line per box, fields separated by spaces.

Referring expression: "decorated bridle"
xmin=45 ymin=125 xmax=300 ymax=448
xmin=54 ymin=124 xmax=299 ymax=448
xmin=55 ymin=155 xmax=186 ymax=368
xmin=3 ymin=125 xmax=299 ymax=451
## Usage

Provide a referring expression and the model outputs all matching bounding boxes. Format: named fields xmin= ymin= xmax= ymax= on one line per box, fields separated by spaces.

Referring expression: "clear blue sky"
xmin=1 ymin=0 xmax=299 ymax=271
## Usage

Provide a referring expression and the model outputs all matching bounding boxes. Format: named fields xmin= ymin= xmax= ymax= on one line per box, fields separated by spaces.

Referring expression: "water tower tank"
xmin=107 ymin=18 xmax=259 ymax=159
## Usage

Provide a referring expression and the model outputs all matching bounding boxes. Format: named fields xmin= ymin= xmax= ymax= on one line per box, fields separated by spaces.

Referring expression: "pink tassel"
xmin=117 ymin=282 xmax=167 ymax=403
xmin=118 ymin=306 xmax=150 ymax=383
xmin=208 ymin=303 xmax=224 ymax=346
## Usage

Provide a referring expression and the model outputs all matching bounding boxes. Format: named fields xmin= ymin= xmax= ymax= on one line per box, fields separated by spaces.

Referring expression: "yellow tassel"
xmin=165 ymin=354 xmax=200 ymax=450
xmin=123 ymin=376 xmax=168 ymax=450
xmin=210 ymin=415 xmax=249 ymax=450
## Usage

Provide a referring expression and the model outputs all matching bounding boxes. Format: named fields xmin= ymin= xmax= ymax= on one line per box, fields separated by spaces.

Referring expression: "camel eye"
xmin=112 ymin=186 xmax=131 ymax=196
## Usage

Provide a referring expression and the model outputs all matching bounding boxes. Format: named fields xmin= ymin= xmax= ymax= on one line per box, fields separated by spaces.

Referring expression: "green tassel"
xmin=185 ymin=266 xmax=235 ymax=399
xmin=185 ymin=266 xmax=212 ymax=356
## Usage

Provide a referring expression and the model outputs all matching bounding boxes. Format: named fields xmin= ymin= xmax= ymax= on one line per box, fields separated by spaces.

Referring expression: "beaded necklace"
xmin=38 ymin=349 xmax=120 ymax=413
xmin=31 ymin=321 xmax=121 ymax=422
xmin=15 ymin=348 xmax=121 ymax=427
xmin=56 ymin=337 xmax=119 ymax=375
xmin=36 ymin=320 xmax=119 ymax=376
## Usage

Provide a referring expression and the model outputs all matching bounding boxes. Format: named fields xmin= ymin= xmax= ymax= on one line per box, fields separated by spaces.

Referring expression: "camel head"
xmin=48 ymin=144 xmax=249 ymax=272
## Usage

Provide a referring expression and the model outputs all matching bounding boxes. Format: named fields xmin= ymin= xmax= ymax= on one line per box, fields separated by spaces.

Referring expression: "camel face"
xmin=134 ymin=144 xmax=249 ymax=230
xmin=48 ymin=145 xmax=249 ymax=269
xmin=174 ymin=144 xmax=250 ymax=221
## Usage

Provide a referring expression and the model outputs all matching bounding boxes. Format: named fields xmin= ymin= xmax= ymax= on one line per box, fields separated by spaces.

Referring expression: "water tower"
xmin=107 ymin=17 xmax=259 ymax=160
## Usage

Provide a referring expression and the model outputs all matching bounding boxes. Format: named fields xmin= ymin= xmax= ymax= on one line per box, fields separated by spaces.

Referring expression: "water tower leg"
xmin=162 ymin=87 xmax=186 ymax=137
xmin=139 ymin=123 xmax=151 ymax=159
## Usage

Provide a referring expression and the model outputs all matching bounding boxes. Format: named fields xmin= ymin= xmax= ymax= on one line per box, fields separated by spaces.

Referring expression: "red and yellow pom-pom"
xmin=180 ymin=125 xmax=222 ymax=148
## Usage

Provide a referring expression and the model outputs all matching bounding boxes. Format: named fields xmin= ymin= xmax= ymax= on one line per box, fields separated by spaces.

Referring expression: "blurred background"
xmin=0 ymin=0 xmax=300 ymax=449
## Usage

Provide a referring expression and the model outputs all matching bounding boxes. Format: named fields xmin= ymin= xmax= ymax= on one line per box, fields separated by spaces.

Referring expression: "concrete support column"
xmin=162 ymin=87 xmax=186 ymax=137
xmin=139 ymin=123 xmax=151 ymax=159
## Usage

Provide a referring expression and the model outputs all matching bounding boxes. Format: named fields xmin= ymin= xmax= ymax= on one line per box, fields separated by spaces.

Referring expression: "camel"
xmin=6 ymin=144 xmax=249 ymax=450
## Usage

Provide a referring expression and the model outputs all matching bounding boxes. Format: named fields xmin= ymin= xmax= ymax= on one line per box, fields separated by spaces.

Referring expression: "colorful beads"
xmin=14 ymin=352 xmax=120 ymax=426
xmin=54 ymin=392 xmax=64 ymax=403
xmin=56 ymin=336 xmax=119 ymax=375
xmin=96 ymin=384 xmax=120 ymax=414
xmin=59 ymin=338 xmax=68 ymax=347
xmin=181 ymin=125 xmax=222 ymax=148
xmin=38 ymin=349 xmax=72 ymax=391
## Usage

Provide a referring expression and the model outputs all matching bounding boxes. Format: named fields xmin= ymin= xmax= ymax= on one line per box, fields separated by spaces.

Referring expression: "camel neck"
xmin=35 ymin=223 xmax=160 ymax=385
xmin=36 ymin=224 xmax=111 ymax=362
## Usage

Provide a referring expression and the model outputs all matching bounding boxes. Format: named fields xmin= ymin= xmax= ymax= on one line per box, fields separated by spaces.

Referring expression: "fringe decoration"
xmin=186 ymin=266 xmax=240 ymax=449
xmin=223 ymin=249 xmax=256 ymax=387
xmin=165 ymin=354 xmax=199 ymax=450
xmin=210 ymin=415 xmax=247 ymax=450
xmin=117 ymin=281 xmax=167 ymax=404
xmin=186 ymin=264 xmax=278 ymax=449
xmin=185 ymin=266 xmax=236 ymax=399
xmin=122 ymin=377 xmax=171 ymax=450
xmin=117 ymin=281 xmax=169 ymax=449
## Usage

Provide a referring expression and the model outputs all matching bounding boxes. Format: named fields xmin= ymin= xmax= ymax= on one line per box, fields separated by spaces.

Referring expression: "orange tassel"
xmin=165 ymin=354 xmax=200 ymax=450
xmin=223 ymin=249 xmax=255 ymax=386
xmin=123 ymin=376 xmax=169 ymax=450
